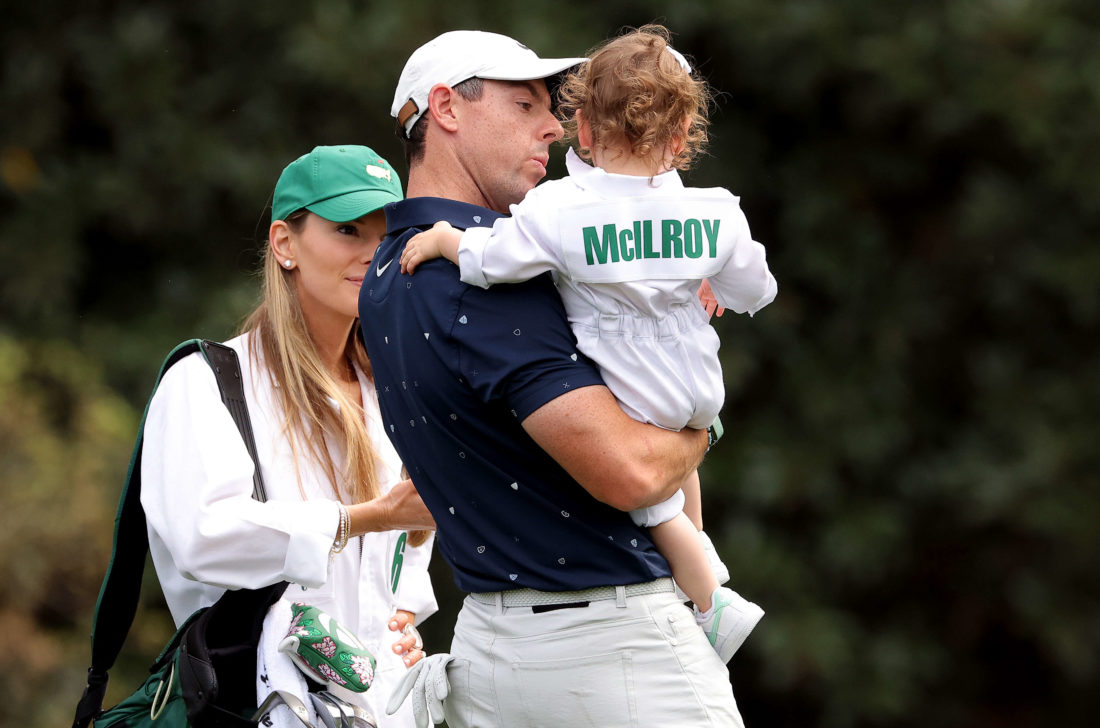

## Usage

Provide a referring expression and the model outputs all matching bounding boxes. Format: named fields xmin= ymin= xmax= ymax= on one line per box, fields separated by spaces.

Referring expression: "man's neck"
xmin=406 ymin=152 xmax=494 ymax=211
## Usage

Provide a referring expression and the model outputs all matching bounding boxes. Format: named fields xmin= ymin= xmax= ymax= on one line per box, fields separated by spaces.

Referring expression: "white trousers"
xmin=440 ymin=588 xmax=745 ymax=727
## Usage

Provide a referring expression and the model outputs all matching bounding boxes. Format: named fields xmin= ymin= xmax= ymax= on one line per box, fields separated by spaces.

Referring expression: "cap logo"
xmin=365 ymin=164 xmax=391 ymax=181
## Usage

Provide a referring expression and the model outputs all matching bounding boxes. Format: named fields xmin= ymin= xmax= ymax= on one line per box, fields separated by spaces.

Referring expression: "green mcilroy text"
xmin=583 ymin=219 xmax=720 ymax=265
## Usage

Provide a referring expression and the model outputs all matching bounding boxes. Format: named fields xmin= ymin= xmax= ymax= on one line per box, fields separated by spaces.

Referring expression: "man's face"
xmin=454 ymin=79 xmax=564 ymax=213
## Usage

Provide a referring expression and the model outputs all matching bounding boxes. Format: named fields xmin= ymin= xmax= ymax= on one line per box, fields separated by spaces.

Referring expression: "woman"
xmin=140 ymin=145 xmax=437 ymax=727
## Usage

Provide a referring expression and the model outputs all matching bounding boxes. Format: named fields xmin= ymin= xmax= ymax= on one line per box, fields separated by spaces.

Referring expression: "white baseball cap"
xmin=391 ymin=30 xmax=588 ymax=137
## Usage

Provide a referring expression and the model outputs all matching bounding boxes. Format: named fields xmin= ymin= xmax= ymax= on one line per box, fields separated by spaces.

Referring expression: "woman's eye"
xmin=336 ymin=224 xmax=357 ymax=236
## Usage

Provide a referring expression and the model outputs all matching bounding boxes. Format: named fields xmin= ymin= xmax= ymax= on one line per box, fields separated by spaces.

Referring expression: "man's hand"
xmin=386 ymin=653 xmax=456 ymax=728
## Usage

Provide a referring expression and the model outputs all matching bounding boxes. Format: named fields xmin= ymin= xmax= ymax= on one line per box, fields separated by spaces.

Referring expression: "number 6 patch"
xmin=390 ymin=532 xmax=408 ymax=593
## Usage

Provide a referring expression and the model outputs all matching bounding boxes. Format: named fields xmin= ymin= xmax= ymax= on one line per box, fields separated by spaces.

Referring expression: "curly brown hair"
xmin=558 ymin=24 xmax=710 ymax=171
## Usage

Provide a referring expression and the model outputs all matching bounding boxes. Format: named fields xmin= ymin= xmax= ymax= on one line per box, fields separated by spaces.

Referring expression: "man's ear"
xmin=426 ymin=84 xmax=460 ymax=133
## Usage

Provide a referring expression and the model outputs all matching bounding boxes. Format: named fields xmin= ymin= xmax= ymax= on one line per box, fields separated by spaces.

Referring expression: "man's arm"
xmin=521 ymin=385 xmax=707 ymax=512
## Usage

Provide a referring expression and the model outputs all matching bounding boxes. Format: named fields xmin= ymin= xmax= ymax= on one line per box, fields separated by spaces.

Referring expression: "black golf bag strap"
xmin=199 ymin=340 xmax=268 ymax=502
xmin=73 ymin=339 xmax=271 ymax=728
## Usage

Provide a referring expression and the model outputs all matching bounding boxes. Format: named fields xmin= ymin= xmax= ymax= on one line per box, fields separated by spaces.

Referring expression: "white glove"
xmin=386 ymin=652 xmax=455 ymax=728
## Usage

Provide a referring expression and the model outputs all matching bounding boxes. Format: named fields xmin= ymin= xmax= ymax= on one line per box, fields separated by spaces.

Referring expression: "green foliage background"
xmin=2 ymin=1 xmax=1097 ymax=726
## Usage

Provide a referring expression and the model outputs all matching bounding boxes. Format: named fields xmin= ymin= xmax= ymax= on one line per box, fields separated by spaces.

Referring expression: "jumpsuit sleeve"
xmin=456 ymin=194 xmax=564 ymax=289
xmin=706 ymin=200 xmax=778 ymax=316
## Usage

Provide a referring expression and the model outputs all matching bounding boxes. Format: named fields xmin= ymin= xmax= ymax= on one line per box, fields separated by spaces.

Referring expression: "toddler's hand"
xmin=697 ymin=279 xmax=725 ymax=319
xmin=401 ymin=221 xmax=454 ymax=274
xmin=389 ymin=610 xmax=425 ymax=667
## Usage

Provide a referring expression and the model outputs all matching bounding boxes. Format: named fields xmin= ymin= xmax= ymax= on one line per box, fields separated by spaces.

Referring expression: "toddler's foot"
xmin=698 ymin=530 xmax=730 ymax=585
xmin=694 ymin=586 xmax=764 ymax=663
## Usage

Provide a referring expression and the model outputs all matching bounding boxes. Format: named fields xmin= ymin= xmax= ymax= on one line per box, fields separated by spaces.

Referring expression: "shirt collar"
xmin=383 ymin=197 xmax=504 ymax=235
xmin=564 ymin=147 xmax=685 ymax=195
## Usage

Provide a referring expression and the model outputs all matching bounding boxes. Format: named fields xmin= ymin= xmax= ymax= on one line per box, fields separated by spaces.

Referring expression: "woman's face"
xmin=287 ymin=210 xmax=387 ymax=324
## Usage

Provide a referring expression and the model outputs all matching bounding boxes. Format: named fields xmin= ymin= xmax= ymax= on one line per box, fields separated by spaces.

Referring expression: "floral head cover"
xmin=278 ymin=603 xmax=376 ymax=692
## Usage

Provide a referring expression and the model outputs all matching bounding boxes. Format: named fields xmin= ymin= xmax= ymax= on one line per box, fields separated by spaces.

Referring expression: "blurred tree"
xmin=0 ymin=333 xmax=167 ymax=726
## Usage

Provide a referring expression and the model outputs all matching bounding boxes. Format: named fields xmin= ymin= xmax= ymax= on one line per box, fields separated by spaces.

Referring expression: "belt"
xmin=470 ymin=577 xmax=675 ymax=608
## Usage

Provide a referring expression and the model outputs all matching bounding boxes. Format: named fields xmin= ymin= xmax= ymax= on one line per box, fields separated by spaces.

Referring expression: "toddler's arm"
xmin=401 ymin=221 xmax=463 ymax=274
xmin=402 ymin=196 xmax=565 ymax=286
xmin=708 ymin=221 xmax=777 ymax=315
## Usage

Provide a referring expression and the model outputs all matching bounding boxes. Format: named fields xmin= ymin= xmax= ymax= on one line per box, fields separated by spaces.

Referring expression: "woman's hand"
xmin=349 ymin=479 xmax=436 ymax=535
xmin=388 ymin=610 xmax=425 ymax=667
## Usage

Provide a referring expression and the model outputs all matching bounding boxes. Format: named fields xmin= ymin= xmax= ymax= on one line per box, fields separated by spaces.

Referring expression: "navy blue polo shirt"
xmin=359 ymin=197 xmax=672 ymax=593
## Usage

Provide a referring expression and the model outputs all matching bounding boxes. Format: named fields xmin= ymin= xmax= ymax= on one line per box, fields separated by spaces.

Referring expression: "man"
xmin=360 ymin=30 xmax=745 ymax=727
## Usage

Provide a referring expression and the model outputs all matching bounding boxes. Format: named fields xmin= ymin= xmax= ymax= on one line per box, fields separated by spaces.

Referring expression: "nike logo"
xmin=375 ymin=258 xmax=394 ymax=276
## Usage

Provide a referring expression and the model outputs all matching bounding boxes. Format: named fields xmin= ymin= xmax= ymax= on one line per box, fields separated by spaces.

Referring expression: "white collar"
xmin=564 ymin=147 xmax=685 ymax=196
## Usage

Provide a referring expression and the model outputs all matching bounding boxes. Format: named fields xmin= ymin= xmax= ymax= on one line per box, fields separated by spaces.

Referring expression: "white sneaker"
xmin=698 ymin=530 xmax=730 ymax=585
xmin=694 ymin=586 xmax=764 ymax=663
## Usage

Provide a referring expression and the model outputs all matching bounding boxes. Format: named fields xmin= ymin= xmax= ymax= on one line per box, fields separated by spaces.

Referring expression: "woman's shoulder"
xmin=221 ymin=331 xmax=280 ymax=406
xmin=220 ymin=331 xmax=267 ymax=380
xmin=156 ymin=332 xmax=256 ymax=395
xmin=217 ymin=331 xmax=252 ymax=364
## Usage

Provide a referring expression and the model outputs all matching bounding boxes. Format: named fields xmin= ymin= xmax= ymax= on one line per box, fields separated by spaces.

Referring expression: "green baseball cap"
xmin=272 ymin=145 xmax=403 ymax=222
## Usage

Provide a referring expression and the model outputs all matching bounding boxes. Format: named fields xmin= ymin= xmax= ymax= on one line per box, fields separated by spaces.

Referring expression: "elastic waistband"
xmin=575 ymin=304 xmax=707 ymax=339
xmin=469 ymin=577 xmax=675 ymax=608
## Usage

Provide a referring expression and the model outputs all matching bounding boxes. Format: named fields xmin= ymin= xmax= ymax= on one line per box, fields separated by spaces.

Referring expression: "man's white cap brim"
xmin=392 ymin=31 xmax=587 ymax=136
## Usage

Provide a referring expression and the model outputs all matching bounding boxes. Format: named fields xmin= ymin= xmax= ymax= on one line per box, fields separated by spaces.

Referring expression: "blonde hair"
xmin=241 ymin=209 xmax=380 ymax=506
xmin=558 ymin=24 xmax=711 ymax=171
xmin=244 ymin=211 xmax=432 ymax=547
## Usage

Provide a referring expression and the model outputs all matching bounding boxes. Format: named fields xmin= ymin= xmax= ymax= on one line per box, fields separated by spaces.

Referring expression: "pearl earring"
xmin=284 ymin=260 xmax=293 ymax=268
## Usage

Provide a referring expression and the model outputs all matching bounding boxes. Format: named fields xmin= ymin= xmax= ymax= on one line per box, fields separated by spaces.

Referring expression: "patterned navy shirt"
xmin=359 ymin=197 xmax=673 ymax=593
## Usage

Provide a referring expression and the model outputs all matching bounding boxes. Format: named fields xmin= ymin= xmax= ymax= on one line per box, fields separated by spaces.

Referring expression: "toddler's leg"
xmin=649 ymin=512 xmax=718 ymax=610
xmin=683 ymin=469 xmax=730 ymax=585
xmin=699 ymin=530 xmax=730 ymax=585
xmin=650 ymin=514 xmax=764 ymax=663
xmin=682 ymin=469 xmax=703 ymax=530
